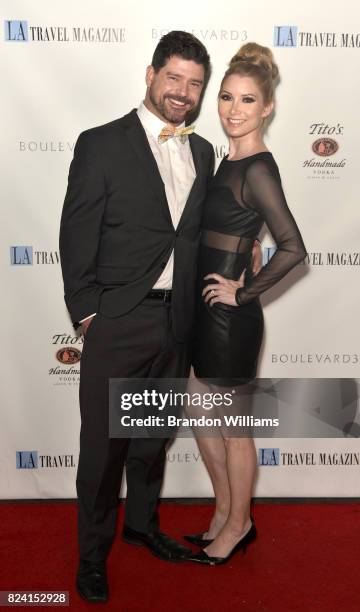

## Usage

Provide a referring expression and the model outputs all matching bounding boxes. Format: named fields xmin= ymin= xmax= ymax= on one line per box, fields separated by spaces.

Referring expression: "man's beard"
xmin=149 ymin=90 xmax=194 ymax=125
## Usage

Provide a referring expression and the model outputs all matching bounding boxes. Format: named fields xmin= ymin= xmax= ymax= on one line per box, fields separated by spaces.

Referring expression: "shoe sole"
xmin=122 ymin=534 xmax=189 ymax=562
xmin=122 ymin=534 xmax=146 ymax=546
xmin=149 ymin=549 xmax=188 ymax=563
xmin=77 ymin=591 xmax=108 ymax=603
xmin=76 ymin=585 xmax=108 ymax=603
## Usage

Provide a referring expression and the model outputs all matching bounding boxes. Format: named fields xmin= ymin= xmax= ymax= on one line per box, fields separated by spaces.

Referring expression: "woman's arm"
xmin=235 ymin=159 xmax=306 ymax=306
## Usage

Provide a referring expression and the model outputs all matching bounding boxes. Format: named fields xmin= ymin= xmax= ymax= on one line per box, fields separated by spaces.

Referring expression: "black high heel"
xmin=188 ymin=522 xmax=257 ymax=565
xmin=183 ymin=532 xmax=214 ymax=547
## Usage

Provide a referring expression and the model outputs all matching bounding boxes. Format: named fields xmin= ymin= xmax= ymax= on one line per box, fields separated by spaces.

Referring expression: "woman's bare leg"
xmin=204 ymin=436 xmax=256 ymax=557
xmin=194 ymin=435 xmax=230 ymax=538
xmin=202 ymin=383 xmax=257 ymax=557
xmin=186 ymin=376 xmax=230 ymax=538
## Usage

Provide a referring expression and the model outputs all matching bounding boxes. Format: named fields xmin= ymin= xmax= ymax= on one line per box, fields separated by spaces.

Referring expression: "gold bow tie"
xmin=158 ymin=124 xmax=195 ymax=144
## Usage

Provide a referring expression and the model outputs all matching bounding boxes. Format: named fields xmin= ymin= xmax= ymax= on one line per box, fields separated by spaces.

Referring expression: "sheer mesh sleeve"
xmin=235 ymin=159 xmax=306 ymax=306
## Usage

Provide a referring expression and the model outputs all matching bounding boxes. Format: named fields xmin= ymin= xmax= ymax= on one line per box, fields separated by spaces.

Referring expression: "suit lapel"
xmin=122 ymin=111 xmax=206 ymax=230
xmin=177 ymin=134 xmax=204 ymax=230
xmin=123 ymin=110 xmax=172 ymax=225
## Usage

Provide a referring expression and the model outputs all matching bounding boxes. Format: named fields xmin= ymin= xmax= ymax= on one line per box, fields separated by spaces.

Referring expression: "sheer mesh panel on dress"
xmin=234 ymin=158 xmax=306 ymax=305
xmin=201 ymin=230 xmax=253 ymax=254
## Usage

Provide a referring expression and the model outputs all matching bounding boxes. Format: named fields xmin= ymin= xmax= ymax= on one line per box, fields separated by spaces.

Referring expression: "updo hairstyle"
xmin=221 ymin=42 xmax=279 ymax=105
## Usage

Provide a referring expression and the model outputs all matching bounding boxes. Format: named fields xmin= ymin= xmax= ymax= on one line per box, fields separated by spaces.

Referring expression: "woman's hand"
xmin=202 ymin=271 xmax=246 ymax=306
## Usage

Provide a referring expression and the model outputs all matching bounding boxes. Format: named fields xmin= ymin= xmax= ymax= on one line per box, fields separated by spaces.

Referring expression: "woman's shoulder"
xmin=244 ymin=152 xmax=281 ymax=182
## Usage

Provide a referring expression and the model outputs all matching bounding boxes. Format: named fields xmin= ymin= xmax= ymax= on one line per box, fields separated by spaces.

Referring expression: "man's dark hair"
xmin=151 ymin=31 xmax=211 ymax=82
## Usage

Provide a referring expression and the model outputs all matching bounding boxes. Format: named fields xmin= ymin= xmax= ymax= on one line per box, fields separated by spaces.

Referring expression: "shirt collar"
xmin=137 ymin=101 xmax=185 ymax=139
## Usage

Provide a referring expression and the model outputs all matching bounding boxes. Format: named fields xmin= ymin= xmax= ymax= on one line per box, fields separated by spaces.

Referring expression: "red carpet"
xmin=1 ymin=502 xmax=359 ymax=611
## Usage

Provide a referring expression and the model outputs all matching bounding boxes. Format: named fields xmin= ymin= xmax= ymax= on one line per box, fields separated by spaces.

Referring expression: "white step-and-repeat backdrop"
xmin=2 ymin=0 xmax=359 ymax=498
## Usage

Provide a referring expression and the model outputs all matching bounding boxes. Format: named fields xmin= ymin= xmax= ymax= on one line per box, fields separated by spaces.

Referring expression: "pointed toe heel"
xmin=188 ymin=522 xmax=257 ymax=565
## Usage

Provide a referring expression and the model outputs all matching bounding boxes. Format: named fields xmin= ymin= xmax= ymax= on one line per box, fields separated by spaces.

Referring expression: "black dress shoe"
xmin=183 ymin=532 xmax=214 ymax=547
xmin=76 ymin=560 xmax=108 ymax=603
xmin=188 ymin=522 xmax=257 ymax=566
xmin=122 ymin=525 xmax=192 ymax=562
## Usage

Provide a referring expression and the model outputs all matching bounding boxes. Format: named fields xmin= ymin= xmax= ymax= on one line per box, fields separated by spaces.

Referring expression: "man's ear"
xmin=145 ymin=65 xmax=155 ymax=87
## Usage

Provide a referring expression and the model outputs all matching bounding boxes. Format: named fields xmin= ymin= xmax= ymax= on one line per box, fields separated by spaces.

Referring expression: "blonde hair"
xmin=221 ymin=42 xmax=279 ymax=104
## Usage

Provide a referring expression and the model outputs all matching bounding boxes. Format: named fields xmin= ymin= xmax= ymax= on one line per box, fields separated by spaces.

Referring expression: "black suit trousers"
xmin=77 ymin=298 xmax=190 ymax=563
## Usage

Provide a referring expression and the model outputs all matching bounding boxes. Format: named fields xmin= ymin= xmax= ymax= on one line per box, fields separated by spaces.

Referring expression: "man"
xmin=60 ymin=31 xmax=214 ymax=603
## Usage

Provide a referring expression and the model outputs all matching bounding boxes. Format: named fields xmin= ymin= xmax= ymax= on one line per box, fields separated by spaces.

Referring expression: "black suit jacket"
xmin=59 ymin=109 xmax=214 ymax=341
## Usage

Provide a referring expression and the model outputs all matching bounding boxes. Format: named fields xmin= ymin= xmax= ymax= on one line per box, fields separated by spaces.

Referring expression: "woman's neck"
xmin=227 ymin=134 xmax=268 ymax=161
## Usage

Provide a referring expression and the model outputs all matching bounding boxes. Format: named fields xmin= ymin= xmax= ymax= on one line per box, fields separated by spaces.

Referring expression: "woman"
xmin=185 ymin=43 xmax=306 ymax=565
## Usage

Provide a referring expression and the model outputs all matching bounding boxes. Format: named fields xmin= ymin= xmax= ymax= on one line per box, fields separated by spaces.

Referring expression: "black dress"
xmin=192 ymin=152 xmax=306 ymax=385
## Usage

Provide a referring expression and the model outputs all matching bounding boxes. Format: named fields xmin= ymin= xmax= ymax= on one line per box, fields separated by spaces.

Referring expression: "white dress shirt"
xmin=137 ymin=101 xmax=196 ymax=289
xmin=80 ymin=102 xmax=195 ymax=323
